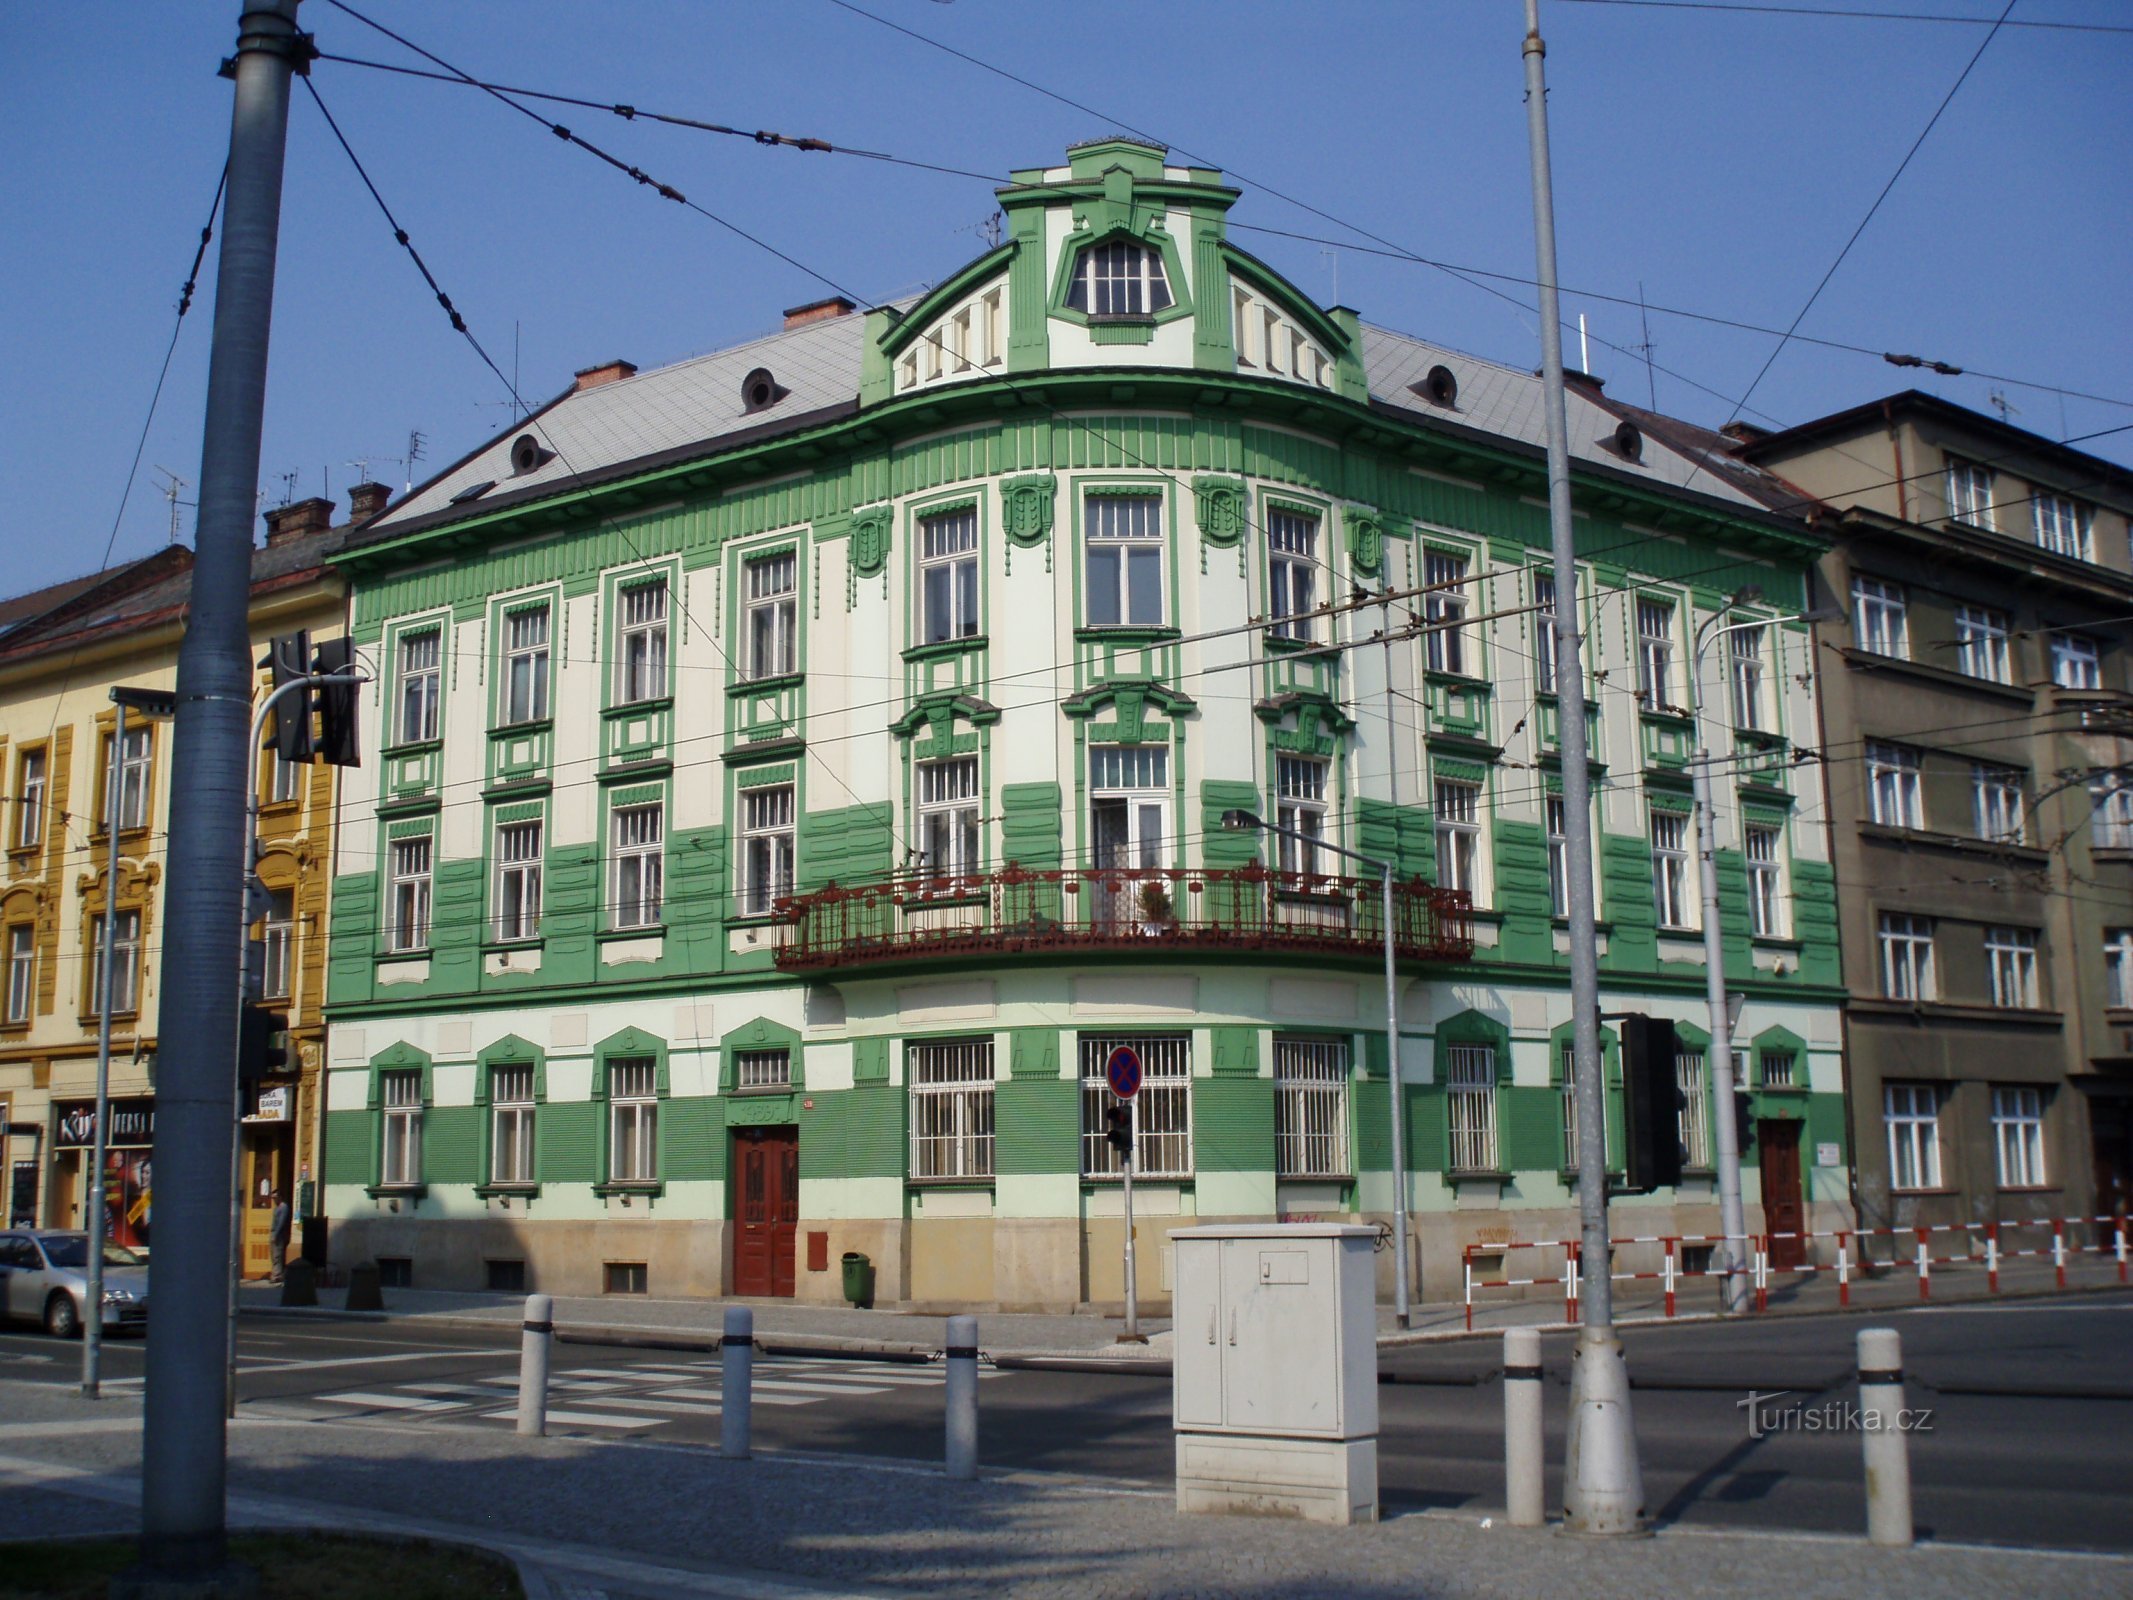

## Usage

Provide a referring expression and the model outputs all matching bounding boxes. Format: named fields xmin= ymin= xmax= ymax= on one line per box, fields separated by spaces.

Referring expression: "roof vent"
xmin=783 ymin=296 xmax=857 ymax=330
xmin=741 ymin=367 xmax=790 ymax=415
xmin=1611 ymin=420 xmax=1644 ymax=463
xmin=449 ymin=479 xmax=496 ymax=505
xmin=1413 ymin=364 xmax=1459 ymax=409
xmin=509 ymin=434 xmax=550 ymax=477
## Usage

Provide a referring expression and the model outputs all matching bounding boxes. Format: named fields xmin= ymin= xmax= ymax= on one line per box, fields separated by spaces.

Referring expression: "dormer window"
xmin=1067 ymin=239 xmax=1173 ymax=317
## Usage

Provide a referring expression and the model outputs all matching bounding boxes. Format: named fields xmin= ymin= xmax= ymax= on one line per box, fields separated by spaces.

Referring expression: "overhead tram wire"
xmin=1552 ymin=0 xmax=2133 ymax=34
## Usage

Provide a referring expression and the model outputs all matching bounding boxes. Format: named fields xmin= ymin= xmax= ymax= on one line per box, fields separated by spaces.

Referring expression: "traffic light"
xmin=265 ymin=631 xmax=314 ymax=762
xmin=311 ymin=636 xmax=361 ymax=768
xmin=238 ymin=1005 xmax=290 ymax=1084
xmin=1104 ymin=1104 xmax=1134 ymax=1161
xmin=1620 ymin=1013 xmax=1684 ymax=1193
xmin=1733 ymin=1089 xmax=1757 ymax=1156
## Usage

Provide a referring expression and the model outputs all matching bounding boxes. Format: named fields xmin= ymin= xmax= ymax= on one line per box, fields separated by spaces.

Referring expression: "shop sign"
xmin=245 ymin=1087 xmax=292 ymax=1123
xmin=55 ymin=1099 xmax=155 ymax=1149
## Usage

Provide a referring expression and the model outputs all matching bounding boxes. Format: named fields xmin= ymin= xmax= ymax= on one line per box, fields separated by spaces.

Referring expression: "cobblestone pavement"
xmin=2 ymin=1383 xmax=2126 ymax=1599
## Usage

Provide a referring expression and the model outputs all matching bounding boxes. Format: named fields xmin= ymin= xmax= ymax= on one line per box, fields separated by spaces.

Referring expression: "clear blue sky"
xmin=4 ymin=1 xmax=2127 ymax=594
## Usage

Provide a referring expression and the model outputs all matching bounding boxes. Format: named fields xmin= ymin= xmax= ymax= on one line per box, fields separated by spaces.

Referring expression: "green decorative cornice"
xmin=1253 ymin=691 xmax=1357 ymax=754
xmin=1061 ymin=679 xmax=1197 ymax=725
xmin=889 ymin=692 xmax=1002 ymax=755
xmin=877 ymin=244 xmax=1017 ymax=363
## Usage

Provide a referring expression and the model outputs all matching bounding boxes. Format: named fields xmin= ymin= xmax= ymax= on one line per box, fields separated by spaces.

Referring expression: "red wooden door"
xmin=732 ymin=1128 xmax=799 ymax=1298
xmin=1761 ymin=1122 xmax=1807 ymax=1271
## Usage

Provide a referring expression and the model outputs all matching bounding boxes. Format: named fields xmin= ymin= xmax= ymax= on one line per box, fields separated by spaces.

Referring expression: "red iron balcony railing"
xmin=773 ymin=862 xmax=1473 ymax=974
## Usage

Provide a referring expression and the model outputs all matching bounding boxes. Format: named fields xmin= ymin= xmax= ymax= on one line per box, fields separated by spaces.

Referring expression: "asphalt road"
xmin=5 ymin=1292 xmax=2129 ymax=1553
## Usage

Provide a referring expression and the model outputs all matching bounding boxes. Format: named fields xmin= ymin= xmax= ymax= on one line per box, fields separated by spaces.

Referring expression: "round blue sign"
xmin=1105 ymin=1045 xmax=1143 ymax=1101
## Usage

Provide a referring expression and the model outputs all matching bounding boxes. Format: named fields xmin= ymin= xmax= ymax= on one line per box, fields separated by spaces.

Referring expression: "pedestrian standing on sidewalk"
xmin=269 ymin=1189 xmax=291 ymax=1284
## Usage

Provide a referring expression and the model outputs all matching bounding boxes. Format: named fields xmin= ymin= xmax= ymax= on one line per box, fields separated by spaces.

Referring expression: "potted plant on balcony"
xmin=1137 ymin=880 xmax=1175 ymax=936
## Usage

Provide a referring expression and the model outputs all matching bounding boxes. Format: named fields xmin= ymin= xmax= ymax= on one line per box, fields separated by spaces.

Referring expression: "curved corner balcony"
xmin=773 ymin=863 xmax=1473 ymax=974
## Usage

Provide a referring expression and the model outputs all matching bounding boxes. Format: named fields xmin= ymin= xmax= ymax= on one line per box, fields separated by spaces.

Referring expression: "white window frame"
xmin=608 ymin=1058 xmax=659 ymax=1185
xmin=1676 ymin=1049 xmax=1713 ymax=1172
xmin=744 ymin=551 xmax=799 ymax=680
xmin=1971 ymin=763 xmax=2026 ymax=843
xmin=1080 ymin=1033 xmax=1192 ymax=1179
xmin=269 ymin=750 xmax=303 ymax=805
xmin=1636 ymin=597 xmax=1675 ymax=707
xmin=380 ymin=1070 xmax=423 ymax=1187
xmin=1866 ymin=742 xmax=1923 ymax=829
xmin=1083 ymin=495 xmax=1164 ymax=629
xmin=489 ymin=1063 xmax=536 ymax=1186
xmin=734 ymin=1049 xmax=791 ymax=1091
xmin=1546 ymin=794 xmax=1570 ymax=920
xmin=494 ymin=819 xmax=543 ymax=942
xmin=1953 ymin=605 xmax=2010 ymax=684
xmin=1885 ymin=1083 xmax=1942 ymax=1191
xmin=261 ymin=887 xmax=294 ymax=1001
xmin=1729 ymin=623 xmax=1768 ymax=733
xmin=1533 ymin=571 xmax=1558 ymax=696
xmin=1744 ymin=823 xmax=1783 ymax=938
xmin=387 ymin=836 xmax=432 ymax=953
xmin=15 ymin=748 xmax=45 ymax=850
xmin=6 ymin=925 xmax=33 ymax=1024
xmin=1760 ymin=1050 xmax=1798 ymax=1090
xmin=1651 ymin=809 xmax=1693 ymax=931
xmin=1424 ymin=549 xmax=1470 ymax=675
xmin=916 ymin=756 xmax=980 ymax=888
xmin=104 ymin=725 xmax=152 ymax=832
xmin=1267 ymin=508 xmax=1319 ymax=642
xmin=2050 ymin=632 xmax=2102 ymax=690
xmin=739 ymin=784 xmax=796 ymax=918
xmin=91 ymin=909 xmax=141 ymax=1016
xmin=1945 ymin=458 xmax=1996 ymax=531
xmin=1274 ymin=1037 xmax=1350 ymax=1179
xmin=2105 ymin=928 xmax=2132 ymax=1009
xmin=616 ymin=579 xmax=669 ymax=705
xmin=2032 ymin=491 xmax=2092 ymax=560
xmin=1991 ymin=1086 xmax=2046 ymax=1188
xmin=908 ymin=1038 xmax=995 ymax=1180
xmin=1984 ymin=926 xmax=2039 ymax=1009
xmin=1435 ymin=779 xmax=1482 ymax=900
xmin=396 ymin=627 xmax=441 ymax=745
xmin=1852 ymin=576 xmax=1909 ymax=660
xmin=919 ymin=507 xmax=981 ymax=645
xmin=1276 ymin=756 xmax=1330 ymax=877
xmin=1879 ymin=912 xmax=1936 ymax=1001
xmin=1068 ymin=239 xmax=1173 ymax=317
xmin=610 ymin=802 xmax=664 ymax=930
xmin=1447 ymin=1043 xmax=1499 ymax=1174
xmin=501 ymin=604 xmax=551 ymax=725
xmin=2095 ymin=777 xmax=2133 ymax=851
xmin=1560 ymin=1045 xmax=1602 ymax=1171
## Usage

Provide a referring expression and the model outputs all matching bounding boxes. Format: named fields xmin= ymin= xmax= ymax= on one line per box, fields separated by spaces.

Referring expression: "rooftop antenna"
xmin=346 ymin=456 xmax=373 ymax=488
xmin=1635 ymin=282 xmax=1657 ymax=410
xmin=404 ymin=430 xmax=427 ymax=494
xmin=1578 ymin=314 xmax=1590 ymax=376
xmin=275 ymin=470 xmax=298 ymax=507
xmin=151 ymin=467 xmax=193 ymax=545
xmin=953 ymin=212 xmax=1003 ymax=250
xmin=1989 ymin=389 xmax=2017 ymax=424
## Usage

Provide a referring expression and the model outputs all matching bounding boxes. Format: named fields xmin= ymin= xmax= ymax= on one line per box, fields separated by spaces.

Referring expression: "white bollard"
xmin=1503 ymin=1327 xmax=1545 ymax=1527
xmin=516 ymin=1293 xmax=552 ymax=1437
xmin=722 ymin=1305 xmax=753 ymax=1459
xmin=1857 ymin=1327 xmax=1912 ymax=1548
xmin=945 ymin=1314 xmax=979 ymax=1480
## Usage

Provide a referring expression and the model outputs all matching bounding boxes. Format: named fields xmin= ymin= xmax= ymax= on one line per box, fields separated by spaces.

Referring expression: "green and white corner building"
xmin=321 ymin=139 xmax=1850 ymax=1309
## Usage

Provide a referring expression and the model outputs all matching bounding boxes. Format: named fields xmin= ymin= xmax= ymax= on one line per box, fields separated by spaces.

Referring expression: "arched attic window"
xmin=1066 ymin=238 xmax=1173 ymax=317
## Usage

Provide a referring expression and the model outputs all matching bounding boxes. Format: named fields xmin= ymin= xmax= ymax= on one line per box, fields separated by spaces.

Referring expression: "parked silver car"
xmin=0 ymin=1230 xmax=149 ymax=1338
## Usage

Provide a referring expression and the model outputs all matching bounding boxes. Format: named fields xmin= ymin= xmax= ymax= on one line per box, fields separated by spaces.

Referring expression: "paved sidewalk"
xmin=1 ymin=1383 xmax=2126 ymax=1600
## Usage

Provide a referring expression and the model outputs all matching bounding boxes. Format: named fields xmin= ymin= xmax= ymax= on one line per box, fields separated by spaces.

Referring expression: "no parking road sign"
xmin=1105 ymin=1045 xmax=1143 ymax=1101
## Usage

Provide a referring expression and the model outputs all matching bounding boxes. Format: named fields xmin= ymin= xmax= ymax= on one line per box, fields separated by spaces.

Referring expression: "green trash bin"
xmin=840 ymin=1251 xmax=874 ymax=1308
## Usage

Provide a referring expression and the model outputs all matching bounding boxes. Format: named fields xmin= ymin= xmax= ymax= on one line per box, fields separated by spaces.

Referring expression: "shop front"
xmin=240 ymin=1078 xmax=298 ymax=1278
xmin=52 ymin=1097 xmax=154 ymax=1249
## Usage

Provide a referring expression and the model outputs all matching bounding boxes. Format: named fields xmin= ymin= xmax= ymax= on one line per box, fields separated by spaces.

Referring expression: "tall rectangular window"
xmin=1446 ymin=1044 xmax=1498 ymax=1173
xmin=616 ymin=580 xmax=669 ymax=704
xmin=1991 ymin=1086 xmax=2046 ymax=1188
xmin=2094 ymin=777 xmax=2133 ymax=851
xmin=2105 ymin=929 xmax=2133 ymax=1009
xmin=1424 ymin=550 xmax=1470 ymax=675
xmin=14 ymin=749 xmax=45 ymax=849
xmin=909 ymin=1038 xmax=995 ymax=1180
xmin=1885 ymin=1083 xmax=1941 ymax=1190
xmin=6 ymin=925 xmax=33 ymax=1024
xmin=261 ymin=887 xmax=294 ymax=1001
xmin=745 ymin=551 xmax=798 ymax=679
xmin=2033 ymin=491 xmax=2092 ymax=560
xmin=1879 ymin=912 xmax=1936 ymax=1001
xmin=380 ymin=1070 xmax=423 ymax=1187
xmin=1546 ymin=795 xmax=1570 ymax=919
xmin=494 ymin=819 xmax=543 ymax=942
xmin=1676 ymin=1049 xmax=1712 ymax=1171
xmin=1866 ymin=742 xmax=1922 ymax=829
xmin=916 ymin=756 xmax=980 ymax=887
xmin=608 ymin=1058 xmax=659 ymax=1185
xmin=1636 ymin=597 xmax=1675 ymax=706
xmin=1953 ymin=606 xmax=2011 ymax=683
xmin=2051 ymin=632 xmax=2102 ymax=689
xmin=502 ymin=604 xmax=551 ymax=724
xmin=739 ymin=785 xmax=795 ymax=917
xmin=1276 ymin=756 xmax=1329 ymax=876
xmin=1650 ymin=810 xmax=1692 ymax=930
xmin=1084 ymin=495 xmax=1163 ymax=628
xmin=1852 ymin=576 xmax=1909 ymax=660
xmin=1971 ymin=763 xmax=2025 ymax=842
xmin=387 ymin=837 xmax=432 ymax=953
xmin=1080 ymin=1034 xmax=1191 ymax=1178
xmin=920 ymin=507 xmax=981 ymax=644
xmin=610 ymin=803 xmax=663 ymax=929
xmin=1945 ymin=458 xmax=1996 ymax=530
xmin=90 ymin=909 xmax=141 ymax=1016
xmin=1274 ymin=1037 xmax=1350 ymax=1179
xmin=489 ymin=1064 xmax=535 ymax=1186
xmin=396 ymin=627 xmax=441 ymax=744
xmin=1744 ymin=823 xmax=1783 ymax=938
xmin=268 ymin=747 xmax=304 ymax=805
xmin=1266 ymin=509 xmax=1319 ymax=641
xmin=1560 ymin=1044 xmax=1612 ymax=1172
xmin=1984 ymin=926 xmax=2039 ymax=1009
xmin=1533 ymin=571 xmax=1558 ymax=695
xmin=1434 ymin=779 xmax=1481 ymax=898
xmin=1729 ymin=624 xmax=1768 ymax=732
xmin=102 ymin=726 xmax=152 ymax=831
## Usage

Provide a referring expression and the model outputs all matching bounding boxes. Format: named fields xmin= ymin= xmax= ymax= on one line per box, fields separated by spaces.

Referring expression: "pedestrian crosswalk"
xmin=310 ymin=1354 xmax=991 ymax=1433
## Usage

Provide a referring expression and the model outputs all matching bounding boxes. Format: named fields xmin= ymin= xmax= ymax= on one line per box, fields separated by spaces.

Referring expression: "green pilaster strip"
xmin=852 ymin=1037 xmax=889 ymax=1084
xmin=326 ymin=875 xmax=377 ymax=1006
xmin=1190 ymin=204 xmax=1232 ymax=372
xmin=1353 ymin=798 xmax=1433 ymax=880
xmin=999 ymin=782 xmax=1063 ymax=868
xmin=1006 ymin=205 xmax=1050 ymax=373
xmin=1202 ymin=781 xmax=1264 ymax=868
xmin=1491 ymin=819 xmax=1554 ymax=966
xmin=1008 ymin=1028 xmax=1060 ymax=1079
xmin=1597 ymin=832 xmax=1658 ymax=972
xmin=1790 ymin=861 xmax=1842 ymax=988
xmin=1712 ymin=849 xmax=1755 ymax=984
xmin=1209 ymin=1025 xmax=1260 ymax=1076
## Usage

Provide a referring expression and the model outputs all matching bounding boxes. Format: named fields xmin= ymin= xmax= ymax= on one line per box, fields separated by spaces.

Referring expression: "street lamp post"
xmin=1222 ymin=809 xmax=1413 ymax=1329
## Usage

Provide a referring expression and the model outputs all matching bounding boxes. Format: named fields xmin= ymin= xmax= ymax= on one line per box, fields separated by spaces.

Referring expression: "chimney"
xmin=263 ymin=496 xmax=334 ymax=546
xmin=573 ymin=358 xmax=637 ymax=392
xmin=783 ymin=296 xmax=857 ymax=331
xmin=1720 ymin=421 xmax=1770 ymax=446
xmin=348 ymin=482 xmax=392 ymax=523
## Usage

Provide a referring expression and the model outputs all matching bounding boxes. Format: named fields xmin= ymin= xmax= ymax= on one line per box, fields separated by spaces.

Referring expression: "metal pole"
xmin=944 ymin=1313 xmax=978 ymax=1480
xmin=1503 ymin=1327 xmax=1545 ymax=1527
xmin=1692 ymin=619 xmax=1751 ymax=1315
xmin=516 ymin=1293 xmax=553 ymax=1437
xmin=140 ymin=1 xmax=302 ymax=1580
xmin=82 ymin=702 xmax=125 ymax=1397
xmin=1524 ymin=0 xmax=1643 ymax=1535
xmin=721 ymin=1305 xmax=753 ymax=1458
xmin=1121 ymin=1097 xmax=1139 ymax=1341
xmin=1857 ymin=1327 xmax=1913 ymax=1546
xmin=1383 ymin=863 xmax=1412 ymax=1329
